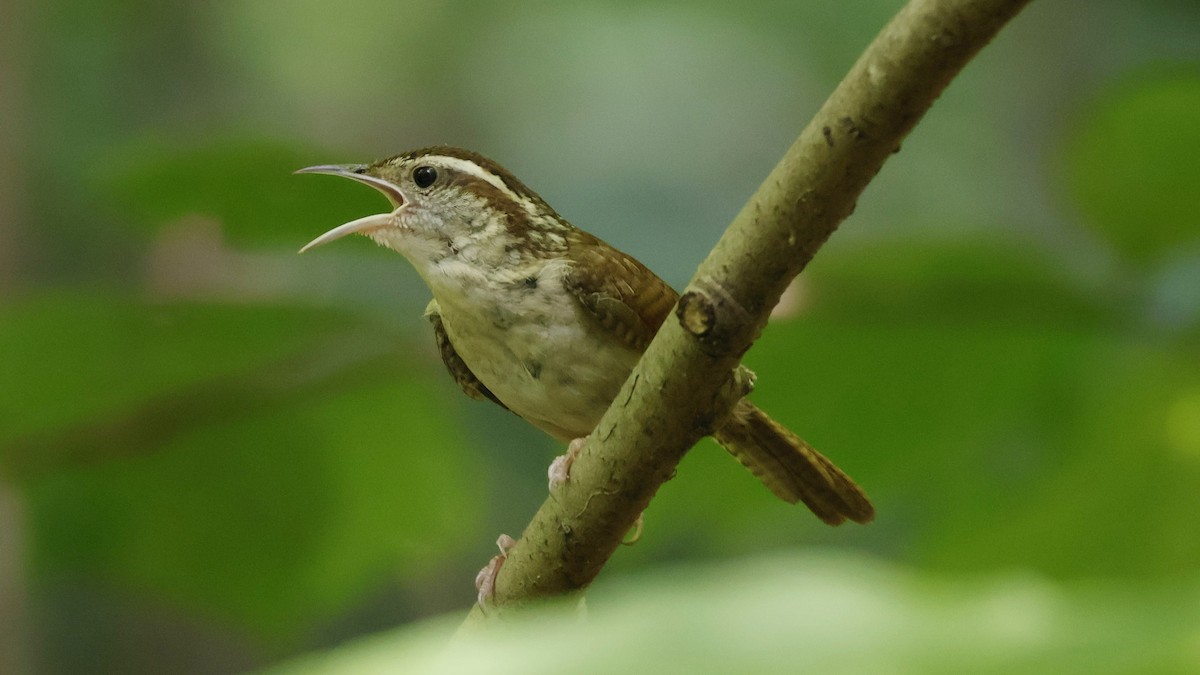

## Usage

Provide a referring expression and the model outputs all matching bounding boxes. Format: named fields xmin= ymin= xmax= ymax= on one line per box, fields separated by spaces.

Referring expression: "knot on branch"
xmin=676 ymin=277 xmax=754 ymax=357
xmin=677 ymin=291 xmax=716 ymax=338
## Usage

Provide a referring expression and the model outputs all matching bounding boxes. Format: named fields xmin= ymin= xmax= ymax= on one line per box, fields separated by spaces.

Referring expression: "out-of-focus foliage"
xmin=266 ymin=553 xmax=1200 ymax=675
xmin=1064 ymin=71 xmax=1200 ymax=264
xmin=1 ymin=0 xmax=1197 ymax=673
xmin=1 ymin=293 xmax=482 ymax=638
xmin=100 ymin=139 xmax=385 ymax=248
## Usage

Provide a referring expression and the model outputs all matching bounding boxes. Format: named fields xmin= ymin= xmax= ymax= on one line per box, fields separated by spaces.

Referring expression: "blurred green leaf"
xmin=27 ymin=372 xmax=480 ymax=639
xmin=756 ymin=239 xmax=1200 ymax=577
xmin=804 ymin=235 xmax=1114 ymax=328
xmin=262 ymin=553 xmax=1200 ymax=675
xmin=6 ymin=291 xmax=482 ymax=637
xmin=1064 ymin=69 xmax=1200 ymax=264
xmin=96 ymin=138 xmax=385 ymax=247
xmin=0 ymin=291 xmax=357 ymax=459
xmin=941 ymin=340 xmax=1200 ymax=577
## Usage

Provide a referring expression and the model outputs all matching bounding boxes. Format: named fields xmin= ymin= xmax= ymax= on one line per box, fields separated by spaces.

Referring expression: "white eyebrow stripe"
xmin=425 ymin=156 xmax=536 ymax=210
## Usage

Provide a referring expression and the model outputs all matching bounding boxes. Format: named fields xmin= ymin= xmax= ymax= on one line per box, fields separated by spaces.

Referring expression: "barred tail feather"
xmin=714 ymin=401 xmax=874 ymax=525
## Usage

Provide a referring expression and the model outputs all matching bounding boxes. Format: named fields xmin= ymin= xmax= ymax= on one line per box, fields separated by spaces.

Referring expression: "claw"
xmin=548 ymin=436 xmax=588 ymax=492
xmin=475 ymin=534 xmax=517 ymax=608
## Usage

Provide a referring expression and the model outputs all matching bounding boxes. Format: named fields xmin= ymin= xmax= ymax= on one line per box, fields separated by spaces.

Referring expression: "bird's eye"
xmin=413 ymin=166 xmax=438 ymax=188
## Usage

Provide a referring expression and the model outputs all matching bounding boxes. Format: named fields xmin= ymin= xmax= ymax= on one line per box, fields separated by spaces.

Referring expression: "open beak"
xmin=295 ymin=165 xmax=407 ymax=253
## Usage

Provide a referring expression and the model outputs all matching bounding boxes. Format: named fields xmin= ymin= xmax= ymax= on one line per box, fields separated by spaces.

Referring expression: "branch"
xmin=462 ymin=0 xmax=1031 ymax=627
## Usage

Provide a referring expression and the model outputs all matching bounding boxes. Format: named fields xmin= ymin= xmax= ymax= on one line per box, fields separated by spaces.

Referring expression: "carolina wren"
xmin=298 ymin=147 xmax=873 ymax=525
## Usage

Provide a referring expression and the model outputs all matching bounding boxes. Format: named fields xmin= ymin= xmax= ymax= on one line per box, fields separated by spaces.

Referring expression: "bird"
xmin=297 ymin=146 xmax=873 ymax=525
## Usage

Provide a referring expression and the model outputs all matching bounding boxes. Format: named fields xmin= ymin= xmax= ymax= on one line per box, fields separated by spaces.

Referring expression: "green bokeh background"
xmin=1 ymin=1 xmax=1198 ymax=673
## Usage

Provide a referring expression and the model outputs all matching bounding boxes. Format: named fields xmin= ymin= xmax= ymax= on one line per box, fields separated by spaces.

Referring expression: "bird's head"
xmin=297 ymin=147 xmax=571 ymax=265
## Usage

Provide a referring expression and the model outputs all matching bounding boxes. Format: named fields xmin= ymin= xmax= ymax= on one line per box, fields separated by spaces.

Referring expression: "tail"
xmin=713 ymin=400 xmax=874 ymax=525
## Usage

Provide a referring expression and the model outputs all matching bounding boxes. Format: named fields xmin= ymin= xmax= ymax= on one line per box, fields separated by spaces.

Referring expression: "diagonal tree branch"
xmin=462 ymin=0 xmax=1031 ymax=626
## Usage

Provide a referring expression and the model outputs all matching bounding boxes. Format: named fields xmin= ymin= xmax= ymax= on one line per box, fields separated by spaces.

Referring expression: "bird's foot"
xmin=548 ymin=436 xmax=588 ymax=492
xmin=475 ymin=534 xmax=517 ymax=608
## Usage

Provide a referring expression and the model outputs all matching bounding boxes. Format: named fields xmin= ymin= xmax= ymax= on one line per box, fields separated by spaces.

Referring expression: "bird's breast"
xmin=429 ymin=261 xmax=639 ymax=442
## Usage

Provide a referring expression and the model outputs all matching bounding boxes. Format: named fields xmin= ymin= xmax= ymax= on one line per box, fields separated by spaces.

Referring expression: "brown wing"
xmin=424 ymin=300 xmax=509 ymax=411
xmin=562 ymin=231 xmax=679 ymax=352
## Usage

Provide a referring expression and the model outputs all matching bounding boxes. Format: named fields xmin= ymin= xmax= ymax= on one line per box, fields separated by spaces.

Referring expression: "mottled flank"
xmin=425 ymin=300 xmax=508 ymax=410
